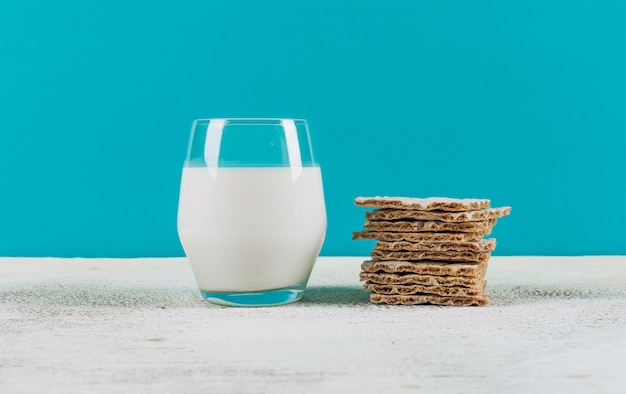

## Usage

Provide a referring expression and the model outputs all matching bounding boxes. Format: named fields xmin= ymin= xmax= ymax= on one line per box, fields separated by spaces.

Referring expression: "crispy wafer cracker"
xmin=370 ymin=293 xmax=489 ymax=306
xmin=355 ymin=196 xmax=490 ymax=211
xmin=364 ymin=219 xmax=496 ymax=233
xmin=353 ymin=231 xmax=488 ymax=243
xmin=360 ymin=271 xmax=485 ymax=287
xmin=371 ymin=249 xmax=490 ymax=263
xmin=366 ymin=207 xmax=511 ymax=222
xmin=361 ymin=259 xmax=487 ymax=277
xmin=375 ymin=239 xmax=496 ymax=253
xmin=364 ymin=281 xmax=487 ymax=297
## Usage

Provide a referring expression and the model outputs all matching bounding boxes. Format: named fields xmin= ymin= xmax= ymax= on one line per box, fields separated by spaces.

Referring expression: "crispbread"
xmin=354 ymin=196 xmax=510 ymax=306
xmin=370 ymin=249 xmax=491 ymax=263
xmin=355 ymin=196 xmax=490 ymax=211
xmin=371 ymin=249 xmax=490 ymax=263
xmin=353 ymin=231 xmax=487 ymax=243
xmin=364 ymin=281 xmax=487 ymax=297
xmin=370 ymin=293 xmax=489 ymax=306
xmin=360 ymin=271 xmax=485 ymax=287
xmin=366 ymin=207 xmax=511 ymax=223
xmin=361 ymin=259 xmax=487 ymax=277
xmin=364 ymin=219 xmax=496 ymax=233
xmin=375 ymin=238 xmax=496 ymax=253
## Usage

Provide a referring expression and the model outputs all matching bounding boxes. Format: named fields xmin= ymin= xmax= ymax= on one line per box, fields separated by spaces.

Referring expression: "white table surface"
xmin=1 ymin=256 xmax=625 ymax=394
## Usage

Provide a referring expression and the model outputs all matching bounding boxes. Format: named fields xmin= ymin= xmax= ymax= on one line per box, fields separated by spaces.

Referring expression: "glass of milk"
xmin=177 ymin=118 xmax=327 ymax=306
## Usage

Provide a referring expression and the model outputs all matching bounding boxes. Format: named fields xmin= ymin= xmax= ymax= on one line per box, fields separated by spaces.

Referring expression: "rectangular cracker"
xmin=366 ymin=207 xmax=511 ymax=223
xmin=375 ymin=239 xmax=496 ymax=253
xmin=360 ymin=271 xmax=485 ymax=287
xmin=353 ymin=231 xmax=487 ymax=243
xmin=364 ymin=281 xmax=486 ymax=297
xmin=364 ymin=219 xmax=496 ymax=233
xmin=370 ymin=293 xmax=489 ymax=306
xmin=371 ymin=249 xmax=490 ymax=263
xmin=355 ymin=196 xmax=490 ymax=211
xmin=361 ymin=259 xmax=487 ymax=278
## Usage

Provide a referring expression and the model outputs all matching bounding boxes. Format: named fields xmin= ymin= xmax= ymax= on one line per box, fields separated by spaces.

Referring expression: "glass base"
xmin=200 ymin=285 xmax=306 ymax=307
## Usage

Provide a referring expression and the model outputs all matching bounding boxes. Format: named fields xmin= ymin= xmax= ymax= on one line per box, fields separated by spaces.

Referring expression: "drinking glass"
xmin=177 ymin=118 xmax=327 ymax=306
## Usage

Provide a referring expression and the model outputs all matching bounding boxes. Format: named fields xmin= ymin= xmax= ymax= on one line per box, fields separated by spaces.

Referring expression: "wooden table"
xmin=1 ymin=256 xmax=625 ymax=393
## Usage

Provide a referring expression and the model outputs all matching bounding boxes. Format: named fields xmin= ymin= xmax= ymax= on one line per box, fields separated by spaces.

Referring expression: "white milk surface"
xmin=177 ymin=167 xmax=327 ymax=292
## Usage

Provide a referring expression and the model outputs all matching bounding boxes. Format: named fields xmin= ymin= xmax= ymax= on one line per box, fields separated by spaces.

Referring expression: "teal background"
xmin=1 ymin=0 xmax=625 ymax=257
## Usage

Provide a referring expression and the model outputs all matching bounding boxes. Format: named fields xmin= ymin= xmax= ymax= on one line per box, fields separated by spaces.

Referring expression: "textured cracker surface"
xmin=355 ymin=196 xmax=490 ymax=211
xmin=366 ymin=207 xmax=511 ymax=222
xmin=360 ymin=271 xmax=485 ymax=287
xmin=361 ymin=259 xmax=487 ymax=277
xmin=371 ymin=249 xmax=491 ymax=263
xmin=375 ymin=239 xmax=496 ymax=253
xmin=353 ymin=230 xmax=486 ymax=243
xmin=371 ymin=293 xmax=490 ymax=306
xmin=364 ymin=219 xmax=496 ymax=233
xmin=364 ymin=281 xmax=487 ymax=297
xmin=2 ymin=257 xmax=626 ymax=394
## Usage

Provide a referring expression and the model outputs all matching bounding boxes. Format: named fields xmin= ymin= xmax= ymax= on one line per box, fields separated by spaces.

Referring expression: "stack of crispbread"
xmin=353 ymin=197 xmax=510 ymax=306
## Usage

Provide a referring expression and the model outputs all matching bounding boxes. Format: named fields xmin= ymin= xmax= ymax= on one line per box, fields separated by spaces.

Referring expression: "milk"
xmin=177 ymin=167 xmax=326 ymax=292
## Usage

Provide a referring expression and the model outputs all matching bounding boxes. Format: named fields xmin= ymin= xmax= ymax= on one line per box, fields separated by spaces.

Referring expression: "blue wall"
xmin=1 ymin=0 xmax=625 ymax=257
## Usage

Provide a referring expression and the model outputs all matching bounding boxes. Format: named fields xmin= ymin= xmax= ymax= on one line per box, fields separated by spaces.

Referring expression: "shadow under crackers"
xmin=300 ymin=286 xmax=370 ymax=305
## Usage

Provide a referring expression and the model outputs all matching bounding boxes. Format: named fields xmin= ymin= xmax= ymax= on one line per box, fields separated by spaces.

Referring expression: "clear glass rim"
xmin=193 ymin=117 xmax=307 ymax=122
xmin=185 ymin=117 xmax=316 ymax=167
